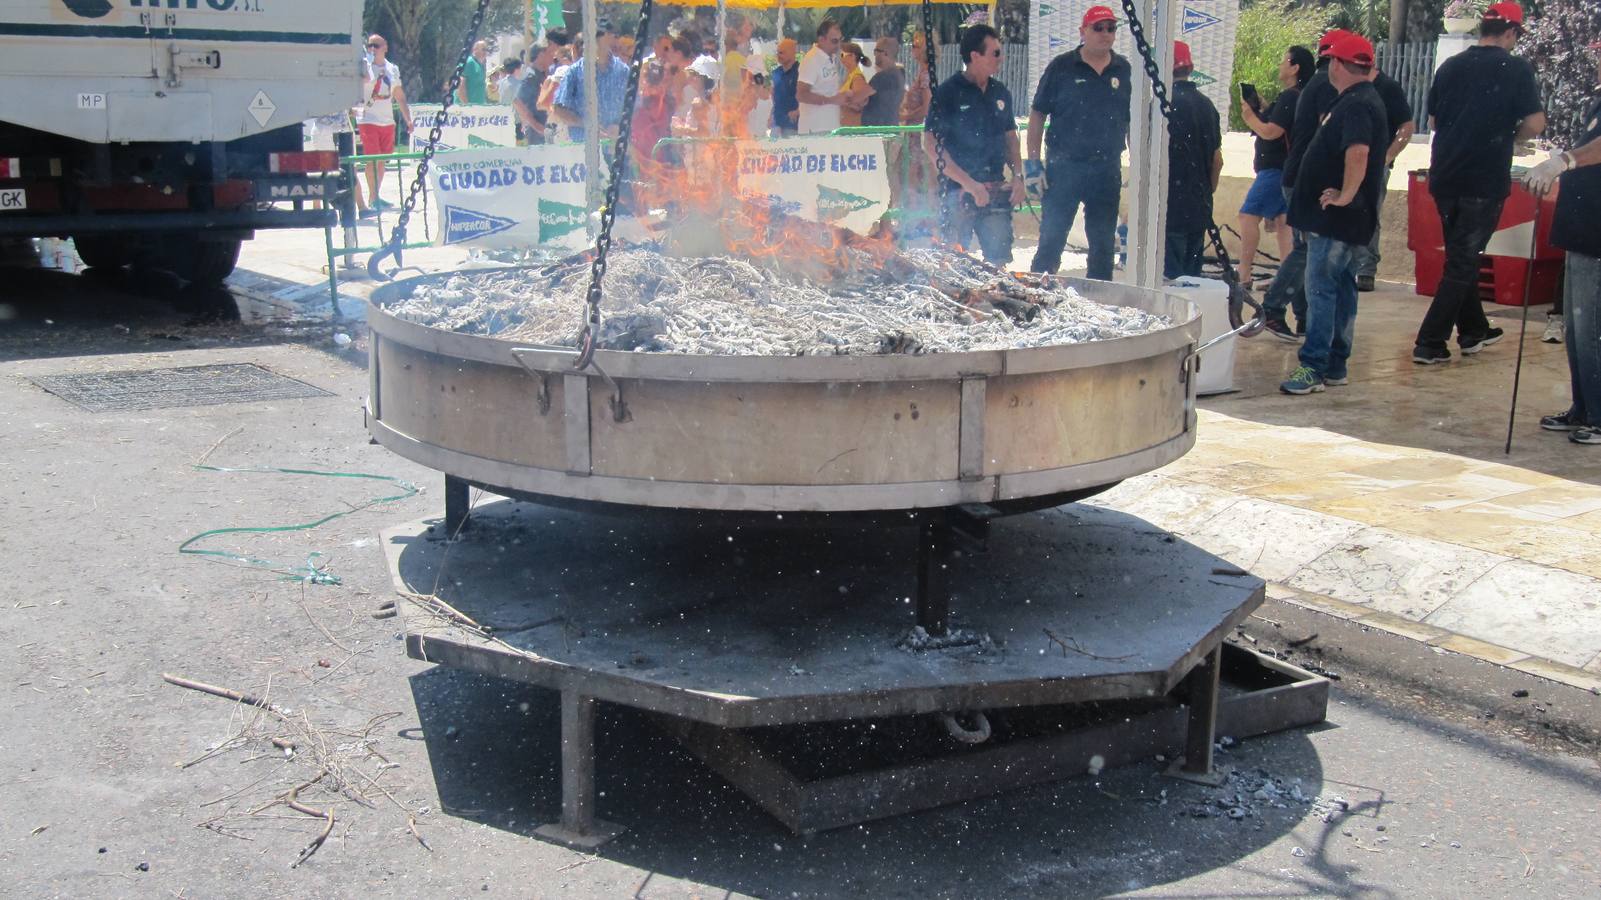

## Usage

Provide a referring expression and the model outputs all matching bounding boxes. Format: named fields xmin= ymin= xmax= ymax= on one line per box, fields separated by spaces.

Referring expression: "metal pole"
xmin=1125 ymin=0 xmax=1177 ymax=288
xmin=581 ymin=0 xmax=601 ymax=237
xmin=1389 ymin=0 xmax=1407 ymax=46
xmin=715 ymin=0 xmax=727 ymax=138
xmin=1505 ymin=198 xmax=1543 ymax=455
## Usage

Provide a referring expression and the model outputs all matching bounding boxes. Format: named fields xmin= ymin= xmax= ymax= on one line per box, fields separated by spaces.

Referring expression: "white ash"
xmin=385 ymin=248 xmax=1170 ymax=356
xmin=897 ymin=625 xmax=994 ymax=653
xmin=1181 ymin=768 xmax=1345 ymax=821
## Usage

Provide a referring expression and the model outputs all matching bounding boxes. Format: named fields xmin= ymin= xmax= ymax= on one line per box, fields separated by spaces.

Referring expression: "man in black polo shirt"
xmin=1260 ymin=29 xmax=1347 ymax=341
xmin=1413 ymin=2 xmax=1545 ymax=365
xmin=1353 ymin=66 xmax=1415 ymax=292
xmin=1527 ymin=39 xmax=1601 ymax=446
xmin=1163 ymin=41 xmax=1222 ymax=280
xmin=1279 ymin=32 xmax=1389 ymax=396
xmin=1027 ymin=6 xmax=1131 ymax=279
xmin=923 ymin=24 xmax=1025 ymax=266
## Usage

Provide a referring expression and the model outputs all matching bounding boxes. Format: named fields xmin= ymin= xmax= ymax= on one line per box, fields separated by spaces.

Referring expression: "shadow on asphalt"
xmin=406 ymin=668 xmax=1370 ymax=897
xmin=0 ymin=264 xmax=349 ymax=364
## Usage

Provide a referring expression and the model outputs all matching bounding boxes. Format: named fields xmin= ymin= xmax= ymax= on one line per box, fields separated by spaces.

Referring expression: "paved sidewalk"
xmin=1092 ymin=284 xmax=1601 ymax=694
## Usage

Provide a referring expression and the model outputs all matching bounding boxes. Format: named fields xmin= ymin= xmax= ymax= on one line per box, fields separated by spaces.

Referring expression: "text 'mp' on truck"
xmin=0 ymin=0 xmax=363 ymax=283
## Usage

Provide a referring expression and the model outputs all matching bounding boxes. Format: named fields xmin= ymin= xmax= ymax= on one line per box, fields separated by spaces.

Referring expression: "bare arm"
xmin=1026 ymin=110 xmax=1046 ymax=161
xmin=393 ymin=85 xmax=411 ymax=130
xmin=1516 ymin=112 xmax=1546 ymax=142
xmin=1210 ymin=150 xmax=1223 ymax=192
xmin=796 ymin=80 xmax=839 ymax=106
xmin=457 ymin=80 xmax=467 ymax=105
xmin=1386 ymin=121 xmax=1414 ymax=166
xmin=1241 ymin=104 xmax=1284 ymax=141
xmin=1572 ymin=132 xmax=1601 ymax=168
xmin=923 ymin=130 xmax=977 ymax=192
xmin=551 ymin=103 xmax=582 ymax=126
xmin=512 ymin=98 xmax=544 ymax=136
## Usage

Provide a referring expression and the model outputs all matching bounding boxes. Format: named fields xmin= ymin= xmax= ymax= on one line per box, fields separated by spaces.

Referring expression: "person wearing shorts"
xmin=357 ymin=35 xmax=411 ymax=215
xmin=1238 ymin=45 xmax=1313 ymax=288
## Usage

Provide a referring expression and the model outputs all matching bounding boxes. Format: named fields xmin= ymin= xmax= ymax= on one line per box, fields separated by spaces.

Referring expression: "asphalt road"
xmin=0 ymin=262 xmax=1596 ymax=898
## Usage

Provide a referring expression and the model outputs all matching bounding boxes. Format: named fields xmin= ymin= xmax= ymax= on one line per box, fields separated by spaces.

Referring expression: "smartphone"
xmin=1240 ymin=83 xmax=1262 ymax=111
xmin=752 ymin=73 xmax=766 ymax=87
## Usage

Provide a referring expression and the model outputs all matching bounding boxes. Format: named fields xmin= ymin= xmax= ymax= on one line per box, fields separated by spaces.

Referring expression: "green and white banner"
xmin=732 ymin=135 xmax=890 ymax=236
xmin=429 ymin=145 xmax=589 ymax=251
xmin=408 ymin=103 xmax=518 ymax=153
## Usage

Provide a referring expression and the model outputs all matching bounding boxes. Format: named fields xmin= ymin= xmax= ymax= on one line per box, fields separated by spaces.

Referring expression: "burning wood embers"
xmin=387 ymin=195 xmax=1169 ymax=356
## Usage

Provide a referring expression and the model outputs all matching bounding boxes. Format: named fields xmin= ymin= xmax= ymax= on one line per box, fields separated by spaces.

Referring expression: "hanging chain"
xmin=922 ymin=0 xmax=950 ymax=241
xmin=1117 ymin=0 xmax=1242 ymax=295
xmin=574 ymin=0 xmax=656 ymax=371
xmin=370 ymin=0 xmax=493 ymax=280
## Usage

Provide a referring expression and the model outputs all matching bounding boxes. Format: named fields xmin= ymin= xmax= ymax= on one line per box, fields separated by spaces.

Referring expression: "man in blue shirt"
xmin=1026 ymin=6 xmax=1132 ymax=280
xmin=923 ymin=24 xmax=1025 ymax=266
xmin=553 ymin=18 xmax=629 ymax=143
xmin=769 ymin=38 xmax=800 ymax=137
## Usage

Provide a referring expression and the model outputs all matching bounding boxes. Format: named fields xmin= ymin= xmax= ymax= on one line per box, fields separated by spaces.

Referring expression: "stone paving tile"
xmin=1428 ymin=634 xmax=1532 ymax=666
xmin=1286 ymin=527 xmax=1505 ymax=622
xmin=1175 ymin=497 xmax=1366 ymax=584
xmin=1424 ymin=560 xmax=1601 ymax=668
xmin=1475 ymin=486 xmax=1601 ymax=520
xmin=1378 ymin=506 xmax=1593 ymax=567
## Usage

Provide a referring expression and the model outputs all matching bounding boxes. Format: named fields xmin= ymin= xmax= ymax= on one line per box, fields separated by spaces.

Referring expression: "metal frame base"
xmin=654 ymin=644 xmax=1324 ymax=835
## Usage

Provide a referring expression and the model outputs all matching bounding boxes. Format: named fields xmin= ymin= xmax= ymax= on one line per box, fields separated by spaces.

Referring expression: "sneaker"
xmin=371 ymin=197 xmax=395 ymax=211
xmin=1413 ymin=345 xmax=1451 ymax=365
xmin=1540 ymin=410 xmax=1585 ymax=432
xmin=1325 ymin=373 xmax=1349 ymax=386
xmin=1572 ymin=426 xmax=1601 ymax=445
xmin=358 ymin=207 xmax=378 ymax=219
xmin=1356 ymin=274 xmax=1376 ymax=292
xmin=1460 ymin=327 xmax=1505 ymax=354
xmin=1542 ymin=315 xmax=1565 ymax=344
xmin=1263 ymin=318 xmax=1302 ymax=343
xmin=1280 ymin=366 xmax=1325 ymax=395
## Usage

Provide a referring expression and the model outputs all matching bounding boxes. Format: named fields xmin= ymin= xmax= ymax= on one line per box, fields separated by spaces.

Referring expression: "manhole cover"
xmin=29 ymin=363 xmax=334 ymax=412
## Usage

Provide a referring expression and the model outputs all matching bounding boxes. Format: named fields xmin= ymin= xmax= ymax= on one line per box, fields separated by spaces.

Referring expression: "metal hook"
xmin=367 ymin=228 xmax=407 ymax=282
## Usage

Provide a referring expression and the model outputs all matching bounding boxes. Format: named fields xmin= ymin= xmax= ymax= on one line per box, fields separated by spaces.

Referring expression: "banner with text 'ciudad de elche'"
xmin=731 ymin=135 xmax=891 ymax=236
xmin=429 ymin=145 xmax=589 ymax=251
xmin=408 ymin=104 xmax=518 ymax=153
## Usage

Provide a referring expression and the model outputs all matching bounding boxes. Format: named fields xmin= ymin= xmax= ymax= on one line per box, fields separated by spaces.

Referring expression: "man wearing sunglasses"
xmin=923 ymin=24 xmax=1025 ymax=266
xmin=1027 ymin=6 xmax=1132 ymax=281
xmin=358 ymin=35 xmax=411 ymax=215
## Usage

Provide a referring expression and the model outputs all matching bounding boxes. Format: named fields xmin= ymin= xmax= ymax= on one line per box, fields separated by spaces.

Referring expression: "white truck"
xmin=0 ymin=0 xmax=364 ymax=282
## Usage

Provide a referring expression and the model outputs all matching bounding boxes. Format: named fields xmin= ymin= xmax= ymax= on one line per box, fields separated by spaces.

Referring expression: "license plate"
xmin=0 ymin=187 xmax=24 ymax=211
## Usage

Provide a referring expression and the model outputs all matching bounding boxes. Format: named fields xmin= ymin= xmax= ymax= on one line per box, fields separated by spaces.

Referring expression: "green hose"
xmin=177 ymin=465 xmax=419 ymax=584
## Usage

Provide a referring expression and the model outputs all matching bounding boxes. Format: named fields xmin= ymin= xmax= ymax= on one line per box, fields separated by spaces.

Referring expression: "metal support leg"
xmin=1166 ymin=644 xmax=1228 ymax=786
xmin=534 ymin=692 xmax=625 ymax=849
xmin=443 ymin=475 xmax=470 ymax=537
xmin=916 ymin=521 xmax=952 ymax=636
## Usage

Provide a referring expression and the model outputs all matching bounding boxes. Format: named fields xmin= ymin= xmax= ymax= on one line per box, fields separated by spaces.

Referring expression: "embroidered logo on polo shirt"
xmin=996 ymin=99 xmax=1005 ymax=110
xmin=1111 ymin=77 xmax=1121 ymax=89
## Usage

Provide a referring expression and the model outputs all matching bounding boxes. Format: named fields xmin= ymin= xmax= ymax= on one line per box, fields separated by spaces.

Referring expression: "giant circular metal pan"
xmin=366 ymin=267 xmax=1202 ymax=513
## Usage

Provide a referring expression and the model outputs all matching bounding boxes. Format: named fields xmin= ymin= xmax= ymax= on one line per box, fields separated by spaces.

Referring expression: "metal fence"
xmin=897 ymin=44 xmax=1034 ymax=115
xmin=1375 ymin=40 xmax=1437 ymax=134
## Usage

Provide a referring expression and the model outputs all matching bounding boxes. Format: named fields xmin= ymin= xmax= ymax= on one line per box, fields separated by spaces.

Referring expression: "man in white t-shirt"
xmin=357 ymin=34 xmax=411 ymax=214
xmin=796 ymin=19 xmax=845 ymax=134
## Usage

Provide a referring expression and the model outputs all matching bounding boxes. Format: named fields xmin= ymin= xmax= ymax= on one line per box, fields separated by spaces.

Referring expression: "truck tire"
xmin=72 ymin=235 xmax=134 ymax=270
xmin=168 ymin=236 xmax=242 ymax=285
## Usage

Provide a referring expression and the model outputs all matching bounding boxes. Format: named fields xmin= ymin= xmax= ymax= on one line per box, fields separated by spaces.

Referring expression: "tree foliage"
xmin=1230 ymin=0 xmax=1335 ymax=131
xmin=1523 ymin=0 xmax=1601 ymax=146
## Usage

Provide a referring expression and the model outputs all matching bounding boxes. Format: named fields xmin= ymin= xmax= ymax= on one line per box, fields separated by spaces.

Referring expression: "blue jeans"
xmin=1263 ymin=185 xmax=1307 ymax=326
xmin=1032 ymin=157 xmax=1120 ymax=279
xmin=1164 ymin=230 xmax=1205 ymax=280
xmin=1298 ymin=233 xmax=1361 ymax=379
xmin=943 ymin=186 xmax=1015 ymax=266
xmin=1565 ymin=252 xmax=1601 ymax=426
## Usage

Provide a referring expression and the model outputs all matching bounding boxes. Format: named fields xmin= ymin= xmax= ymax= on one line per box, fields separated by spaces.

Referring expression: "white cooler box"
xmin=1168 ymin=277 xmax=1236 ymax=395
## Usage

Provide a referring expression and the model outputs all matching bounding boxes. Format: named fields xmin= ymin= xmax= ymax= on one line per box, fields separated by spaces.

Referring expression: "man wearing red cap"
xmin=1279 ymin=32 xmax=1390 ymax=395
xmin=1163 ymin=41 xmax=1223 ymax=279
xmin=1027 ymin=6 xmax=1132 ymax=280
xmin=1413 ymin=1 xmax=1545 ymax=365
xmin=1258 ymin=29 xmax=1350 ymax=342
xmin=1527 ymin=39 xmax=1601 ymax=445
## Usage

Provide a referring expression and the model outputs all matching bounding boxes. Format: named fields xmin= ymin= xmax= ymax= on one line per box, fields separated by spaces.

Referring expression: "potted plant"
xmin=1444 ymin=0 xmax=1489 ymax=33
